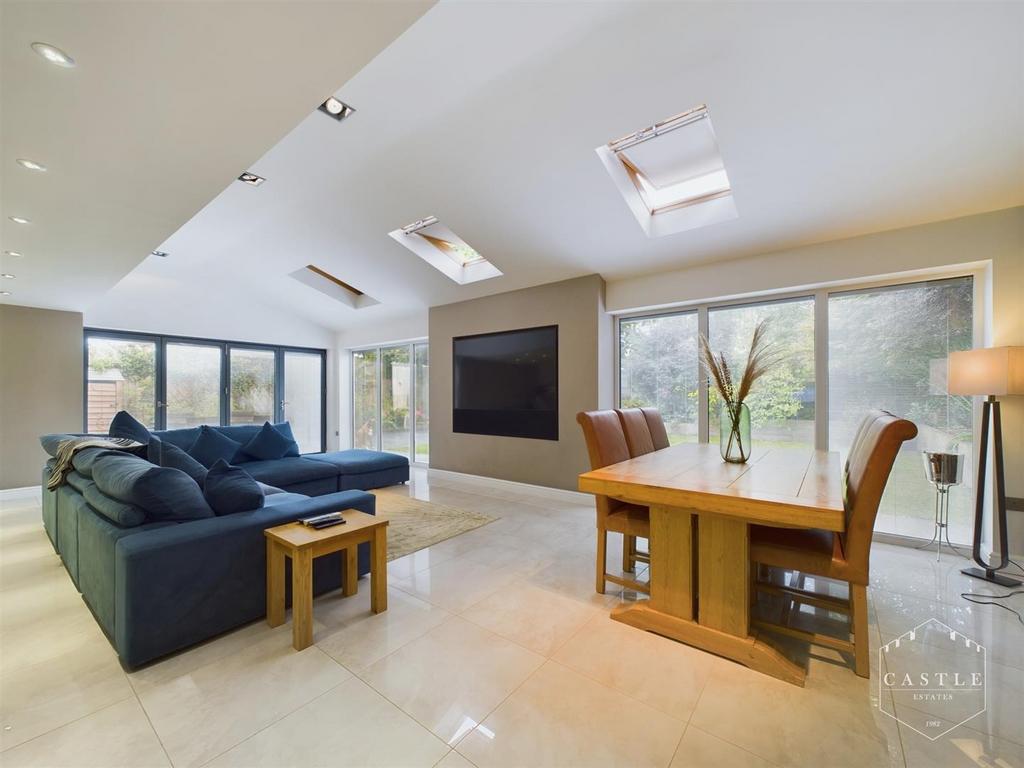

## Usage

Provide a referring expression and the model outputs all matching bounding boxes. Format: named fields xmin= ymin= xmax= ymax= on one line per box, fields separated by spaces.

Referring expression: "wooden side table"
xmin=265 ymin=509 xmax=388 ymax=651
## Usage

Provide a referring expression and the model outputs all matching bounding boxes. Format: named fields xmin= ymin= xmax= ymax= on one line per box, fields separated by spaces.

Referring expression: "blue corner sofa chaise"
xmin=39 ymin=420 xmax=409 ymax=668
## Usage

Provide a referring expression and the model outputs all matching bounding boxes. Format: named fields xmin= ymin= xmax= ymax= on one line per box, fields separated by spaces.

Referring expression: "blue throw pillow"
xmin=240 ymin=422 xmax=293 ymax=461
xmin=91 ymin=452 xmax=214 ymax=522
xmin=275 ymin=422 xmax=302 ymax=457
xmin=155 ymin=438 xmax=208 ymax=486
xmin=108 ymin=411 xmax=152 ymax=444
xmin=188 ymin=426 xmax=243 ymax=469
xmin=204 ymin=459 xmax=264 ymax=516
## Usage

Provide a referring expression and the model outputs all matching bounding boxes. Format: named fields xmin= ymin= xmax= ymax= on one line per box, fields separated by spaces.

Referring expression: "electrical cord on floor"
xmin=959 ymin=589 xmax=1024 ymax=627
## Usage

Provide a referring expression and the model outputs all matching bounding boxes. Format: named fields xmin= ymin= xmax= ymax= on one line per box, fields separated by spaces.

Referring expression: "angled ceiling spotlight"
xmin=9 ymin=216 xmax=31 ymax=225
xmin=16 ymin=158 xmax=47 ymax=172
xmin=150 ymin=251 xmax=169 ymax=258
xmin=31 ymin=42 xmax=76 ymax=68
xmin=0 ymin=291 xmax=11 ymax=296
xmin=3 ymin=251 xmax=23 ymax=258
xmin=238 ymin=172 xmax=265 ymax=187
xmin=318 ymin=97 xmax=355 ymax=122
xmin=1 ymin=273 xmax=16 ymax=279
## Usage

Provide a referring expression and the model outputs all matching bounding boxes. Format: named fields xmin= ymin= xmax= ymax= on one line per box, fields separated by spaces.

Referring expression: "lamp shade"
xmin=947 ymin=346 xmax=1024 ymax=396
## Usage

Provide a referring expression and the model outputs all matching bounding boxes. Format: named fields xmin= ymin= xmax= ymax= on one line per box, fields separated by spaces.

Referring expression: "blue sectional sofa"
xmin=39 ymin=421 xmax=409 ymax=668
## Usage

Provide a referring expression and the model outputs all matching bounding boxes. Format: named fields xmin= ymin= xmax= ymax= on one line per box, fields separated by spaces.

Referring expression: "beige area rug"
xmin=370 ymin=491 xmax=497 ymax=562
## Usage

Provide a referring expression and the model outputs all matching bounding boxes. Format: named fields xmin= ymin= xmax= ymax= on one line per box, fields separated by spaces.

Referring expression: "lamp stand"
xmin=961 ymin=396 xmax=1022 ymax=588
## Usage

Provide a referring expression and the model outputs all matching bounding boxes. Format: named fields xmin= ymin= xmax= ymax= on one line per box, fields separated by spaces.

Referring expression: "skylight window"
xmin=389 ymin=216 xmax=501 ymax=285
xmin=289 ymin=265 xmax=378 ymax=309
xmin=596 ymin=104 xmax=737 ymax=238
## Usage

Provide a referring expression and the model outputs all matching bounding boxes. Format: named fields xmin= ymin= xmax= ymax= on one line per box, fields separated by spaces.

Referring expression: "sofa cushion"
xmin=236 ymin=457 xmax=338 ymax=487
xmin=240 ymin=422 xmax=293 ymax=461
xmin=273 ymin=422 xmax=301 ymax=458
xmin=204 ymin=460 xmax=264 ymax=516
xmin=92 ymin=452 xmax=214 ymax=522
xmin=108 ymin=411 xmax=152 ymax=444
xmin=39 ymin=433 xmax=83 ymax=458
xmin=71 ymin=447 xmax=110 ymax=478
xmin=306 ymin=449 xmax=409 ymax=473
xmin=263 ymin=491 xmax=311 ymax=506
xmin=65 ymin=470 xmax=93 ymax=494
xmin=153 ymin=438 xmax=208 ymax=486
xmin=83 ymin=483 xmax=148 ymax=527
xmin=257 ymin=482 xmax=286 ymax=496
xmin=188 ymin=426 xmax=243 ymax=469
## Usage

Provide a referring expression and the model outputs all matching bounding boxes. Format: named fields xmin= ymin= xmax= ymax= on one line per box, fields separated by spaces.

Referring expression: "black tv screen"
xmin=453 ymin=325 xmax=558 ymax=441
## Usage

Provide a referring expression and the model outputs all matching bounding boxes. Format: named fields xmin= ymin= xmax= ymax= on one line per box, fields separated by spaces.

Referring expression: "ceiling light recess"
xmin=238 ymin=172 xmax=265 ymax=187
xmin=150 ymin=251 xmax=168 ymax=258
xmin=596 ymin=104 xmax=737 ymax=238
xmin=9 ymin=216 xmax=31 ymax=225
xmin=3 ymin=251 xmax=23 ymax=258
xmin=389 ymin=217 xmax=501 ymax=285
xmin=31 ymin=42 xmax=75 ymax=68
xmin=318 ymin=97 xmax=355 ymax=122
xmin=289 ymin=265 xmax=378 ymax=309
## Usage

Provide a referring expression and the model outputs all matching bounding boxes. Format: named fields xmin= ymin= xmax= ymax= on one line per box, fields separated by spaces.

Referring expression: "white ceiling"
xmin=0 ymin=0 xmax=433 ymax=311
xmin=5 ymin=1 xmax=1022 ymax=336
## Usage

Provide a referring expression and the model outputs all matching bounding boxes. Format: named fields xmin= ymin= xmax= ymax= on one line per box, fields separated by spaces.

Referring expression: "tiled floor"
xmin=1 ymin=469 xmax=1022 ymax=767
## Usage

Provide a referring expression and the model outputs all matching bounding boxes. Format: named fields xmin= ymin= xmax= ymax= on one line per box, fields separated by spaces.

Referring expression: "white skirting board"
xmin=424 ymin=467 xmax=591 ymax=505
xmin=0 ymin=485 xmax=43 ymax=505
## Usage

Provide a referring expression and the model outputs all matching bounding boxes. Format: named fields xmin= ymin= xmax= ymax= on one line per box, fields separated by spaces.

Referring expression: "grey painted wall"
xmin=428 ymin=274 xmax=612 ymax=491
xmin=0 ymin=305 xmax=84 ymax=489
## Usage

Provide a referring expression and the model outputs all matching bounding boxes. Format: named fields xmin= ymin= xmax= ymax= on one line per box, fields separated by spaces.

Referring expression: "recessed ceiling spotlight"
xmin=16 ymin=158 xmax=47 ymax=172
xmin=238 ymin=172 xmax=265 ymax=187
xmin=9 ymin=216 xmax=31 ymax=225
xmin=31 ymin=42 xmax=76 ymax=68
xmin=150 ymin=250 xmax=168 ymax=258
xmin=0 ymin=291 xmax=11 ymax=296
xmin=1 ymin=273 xmax=16 ymax=279
xmin=318 ymin=97 xmax=355 ymax=122
xmin=3 ymin=251 xmax=23 ymax=258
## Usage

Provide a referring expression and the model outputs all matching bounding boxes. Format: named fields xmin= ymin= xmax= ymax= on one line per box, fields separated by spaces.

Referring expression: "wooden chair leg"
xmin=596 ymin=529 xmax=607 ymax=594
xmin=622 ymin=534 xmax=635 ymax=573
xmin=851 ymin=583 xmax=869 ymax=678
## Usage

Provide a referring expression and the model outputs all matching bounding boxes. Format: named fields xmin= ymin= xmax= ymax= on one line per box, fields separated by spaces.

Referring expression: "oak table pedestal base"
xmin=265 ymin=510 xmax=389 ymax=652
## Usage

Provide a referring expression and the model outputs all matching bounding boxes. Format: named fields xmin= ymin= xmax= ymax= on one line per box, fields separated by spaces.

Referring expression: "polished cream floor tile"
xmin=360 ymin=616 xmax=544 ymax=745
xmin=0 ymin=697 xmax=169 ymax=768
xmin=392 ymin=557 xmax=522 ymax=614
xmin=669 ymin=725 xmax=778 ymax=768
xmin=435 ymin=749 xmax=478 ymax=768
xmin=552 ymin=613 xmax=721 ymax=721
xmin=898 ymin=722 xmax=1023 ymax=768
xmin=206 ymin=676 xmax=449 ymax=767
xmin=455 ymin=659 xmax=685 ymax=768
xmin=315 ymin=586 xmax=451 ymax=672
xmin=136 ymin=639 xmax=349 ymax=768
xmin=0 ymin=637 xmax=133 ymax=751
xmin=461 ymin=583 xmax=599 ymax=656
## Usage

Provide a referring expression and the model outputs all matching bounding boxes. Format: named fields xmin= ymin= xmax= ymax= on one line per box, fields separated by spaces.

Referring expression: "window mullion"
xmin=698 ymin=306 xmax=709 ymax=443
xmin=814 ymin=290 xmax=829 ymax=452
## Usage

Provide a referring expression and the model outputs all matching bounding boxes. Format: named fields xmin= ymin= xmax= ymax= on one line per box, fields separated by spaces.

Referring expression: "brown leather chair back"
xmin=640 ymin=407 xmax=671 ymax=450
xmin=616 ymin=408 xmax=656 ymax=457
xmin=841 ymin=410 xmax=917 ymax=578
xmin=577 ymin=410 xmax=632 ymax=521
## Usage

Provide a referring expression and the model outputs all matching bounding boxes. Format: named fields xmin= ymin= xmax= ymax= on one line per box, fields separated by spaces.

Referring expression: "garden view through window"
xmin=352 ymin=342 xmax=429 ymax=462
xmin=616 ymin=275 xmax=974 ymax=543
xmin=84 ymin=331 xmax=326 ymax=452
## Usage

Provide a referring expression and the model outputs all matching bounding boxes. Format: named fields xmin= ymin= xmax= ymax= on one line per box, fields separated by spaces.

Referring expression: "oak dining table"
xmin=578 ymin=441 xmax=845 ymax=686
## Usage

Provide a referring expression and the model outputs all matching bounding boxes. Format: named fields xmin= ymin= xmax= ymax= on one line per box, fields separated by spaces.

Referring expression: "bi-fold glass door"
xmin=84 ymin=330 xmax=326 ymax=453
xmin=351 ymin=341 xmax=428 ymax=463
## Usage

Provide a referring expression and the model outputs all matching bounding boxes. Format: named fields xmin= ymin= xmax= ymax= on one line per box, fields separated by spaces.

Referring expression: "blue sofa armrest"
xmin=113 ymin=490 xmax=374 ymax=667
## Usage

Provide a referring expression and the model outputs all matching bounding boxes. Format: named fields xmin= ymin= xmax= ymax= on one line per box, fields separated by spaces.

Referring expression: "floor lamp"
xmin=948 ymin=346 xmax=1023 ymax=587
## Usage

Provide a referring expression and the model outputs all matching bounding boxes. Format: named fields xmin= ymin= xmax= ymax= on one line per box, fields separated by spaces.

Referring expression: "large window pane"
xmin=414 ymin=343 xmax=429 ymax=463
xmin=381 ymin=345 xmax=411 ymax=458
xmin=829 ymin=277 xmax=973 ymax=542
xmin=165 ymin=343 xmax=222 ymax=429
xmin=352 ymin=350 xmax=378 ymax=450
xmin=708 ymin=298 xmax=815 ymax=448
xmin=229 ymin=348 xmax=275 ymax=425
xmin=618 ymin=312 xmax=699 ymax=444
xmin=86 ymin=337 xmax=157 ymax=431
xmin=283 ymin=351 xmax=323 ymax=454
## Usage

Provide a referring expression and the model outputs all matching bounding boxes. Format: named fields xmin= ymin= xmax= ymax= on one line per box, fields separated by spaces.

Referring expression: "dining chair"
xmin=749 ymin=410 xmax=917 ymax=677
xmin=577 ymin=410 xmax=651 ymax=595
xmin=640 ymin=407 xmax=671 ymax=450
xmin=614 ymin=408 xmax=655 ymax=573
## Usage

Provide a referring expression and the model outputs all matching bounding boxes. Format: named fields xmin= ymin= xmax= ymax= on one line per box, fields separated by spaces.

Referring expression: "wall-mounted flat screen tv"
xmin=453 ymin=325 xmax=558 ymax=441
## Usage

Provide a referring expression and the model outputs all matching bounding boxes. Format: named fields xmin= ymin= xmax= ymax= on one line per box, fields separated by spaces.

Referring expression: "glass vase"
xmin=719 ymin=401 xmax=751 ymax=464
